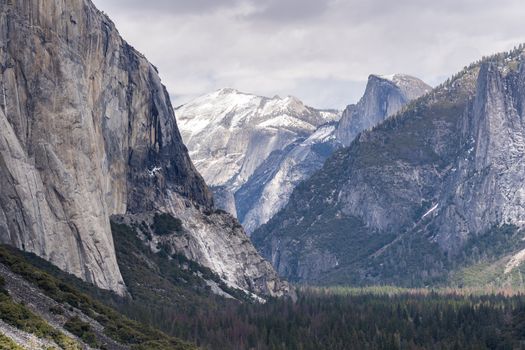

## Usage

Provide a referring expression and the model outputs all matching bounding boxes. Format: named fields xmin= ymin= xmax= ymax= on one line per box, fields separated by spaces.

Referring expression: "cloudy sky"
xmin=92 ymin=0 xmax=525 ymax=109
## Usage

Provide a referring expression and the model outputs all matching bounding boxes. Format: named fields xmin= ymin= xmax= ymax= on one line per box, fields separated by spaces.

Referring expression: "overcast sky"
xmin=92 ymin=0 xmax=525 ymax=109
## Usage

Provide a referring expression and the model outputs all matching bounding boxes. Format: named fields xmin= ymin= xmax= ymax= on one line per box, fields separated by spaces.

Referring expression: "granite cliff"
xmin=0 ymin=0 xmax=290 ymax=299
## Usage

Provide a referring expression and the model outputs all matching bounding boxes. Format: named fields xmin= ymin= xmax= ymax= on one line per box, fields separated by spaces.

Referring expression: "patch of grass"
xmin=0 ymin=291 xmax=79 ymax=349
xmin=64 ymin=316 xmax=99 ymax=348
xmin=0 ymin=333 xmax=25 ymax=350
xmin=450 ymin=260 xmax=507 ymax=288
xmin=449 ymin=225 xmax=525 ymax=288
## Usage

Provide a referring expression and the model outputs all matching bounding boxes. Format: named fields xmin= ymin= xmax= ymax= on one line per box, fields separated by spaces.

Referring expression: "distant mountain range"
xmin=176 ymin=76 xmax=430 ymax=233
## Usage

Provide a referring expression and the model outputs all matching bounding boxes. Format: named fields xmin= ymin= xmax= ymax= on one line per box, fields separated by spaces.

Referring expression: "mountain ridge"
xmin=253 ymin=45 xmax=525 ymax=287
xmin=177 ymin=75 xmax=430 ymax=233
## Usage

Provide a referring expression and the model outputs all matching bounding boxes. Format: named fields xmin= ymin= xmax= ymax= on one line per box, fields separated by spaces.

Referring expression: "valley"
xmin=1 ymin=0 xmax=525 ymax=348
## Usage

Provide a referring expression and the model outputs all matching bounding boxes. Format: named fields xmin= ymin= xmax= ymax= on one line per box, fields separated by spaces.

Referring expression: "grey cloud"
xmin=96 ymin=0 xmax=334 ymax=21
xmin=328 ymin=0 xmax=522 ymax=28
xmin=91 ymin=0 xmax=525 ymax=109
xmin=93 ymin=0 xmax=242 ymax=14
xmin=245 ymin=0 xmax=334 ymax=22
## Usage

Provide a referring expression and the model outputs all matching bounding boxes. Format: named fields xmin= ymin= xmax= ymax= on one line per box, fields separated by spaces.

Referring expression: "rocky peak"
xmin=374 ymin=74 xmax=433 ymax=100
xmin=335 ymin=74 xmax=431 ymax=146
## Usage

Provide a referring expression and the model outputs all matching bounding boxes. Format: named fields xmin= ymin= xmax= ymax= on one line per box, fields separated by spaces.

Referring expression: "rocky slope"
xmin=0 ymin=0 xmax=290 ymax=299
xmin=253 ymin=46 xmax=525 ymax=287
xmin=0 ymin=245 xmax=196 ymax=349
xmin=0 ymin=263 xmax=129 ymax=350
xmin=178 ymin=77 xmax=430 ymax=233
xmin=236 ymin=122 xmax=340 ymax=233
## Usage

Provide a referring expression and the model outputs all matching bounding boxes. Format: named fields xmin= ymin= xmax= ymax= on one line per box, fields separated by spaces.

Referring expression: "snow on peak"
xmin=304 ymin=123 xmax=337 ymax=145
xmin=176 ymin=89 xmax=339 ymax=135
xmin=370 ymin=74 xmax=432 ymax=100
xmin=372 ymin=73 xmax=416 ymax=85
xmin=217 ymin=87 xmax=240 ymax=95
xmin=377 ymin=74 xmax=397 ymax=82
xmin=175 ymin=88 xmax=341 ymax=189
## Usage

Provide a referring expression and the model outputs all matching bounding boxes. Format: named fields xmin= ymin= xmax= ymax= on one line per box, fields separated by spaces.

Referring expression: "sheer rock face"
xmin=0 ymin=0 xmax=289 ymax=299
xmin=335 ymin=74 xmax=432 ymax=147
xmin=436 ymin=61 xmax=525 ymax=256
xmin=253 ymin=50 xmax=525 ymax=285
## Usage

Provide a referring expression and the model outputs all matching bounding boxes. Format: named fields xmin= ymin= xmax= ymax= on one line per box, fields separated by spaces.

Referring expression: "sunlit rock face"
xmin=176 ymin=89 xmax=339 ymax=231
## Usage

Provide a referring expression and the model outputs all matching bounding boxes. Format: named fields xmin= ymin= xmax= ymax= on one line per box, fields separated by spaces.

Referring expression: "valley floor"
xmin=180 ymin=286 xmax=525 ymax=349
xmin=2 ymin=240 xmax=525 ymax=349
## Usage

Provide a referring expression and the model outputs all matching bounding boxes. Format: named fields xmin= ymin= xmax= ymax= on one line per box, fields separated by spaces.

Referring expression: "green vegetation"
xmin=0 ymin=245 xmax=195 ymax=350
xmin=4 ymin=216 xmax=525 ymax=349
xmin=448 ymin=225 xmax=525 ymax=288
xmin=64 ymin=316 xmax=98 ymax=348
xmin=7 ymin=222 xmax=525 ymax=349
xmin=326 ymin=224 xmax=525 ymax=288
xmin=152 ymin=213 xmax=183 ymax=235
xmin=0 ymin=286 xmax=79 ymax=349
xmin=0 ymin=333 xmax=25 ymax=350
xmin=461 ymin=225 xmax=525 ymax=265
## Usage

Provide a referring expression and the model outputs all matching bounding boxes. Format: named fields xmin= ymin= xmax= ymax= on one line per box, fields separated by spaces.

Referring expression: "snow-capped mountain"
xmin=176 ymin=88 xmax=340 ymax=218
xmin=177 ymin=76 xmax=430 ymax=234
